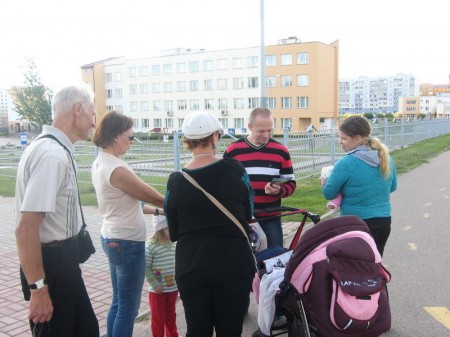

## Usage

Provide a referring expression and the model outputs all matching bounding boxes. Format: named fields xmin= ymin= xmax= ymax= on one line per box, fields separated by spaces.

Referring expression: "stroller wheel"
xmin=252 ymin=329 xmax=269 ymax=337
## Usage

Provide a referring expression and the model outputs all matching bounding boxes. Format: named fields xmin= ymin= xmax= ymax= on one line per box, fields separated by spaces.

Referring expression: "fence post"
xmin=400 ymin=118 xmax=405 ymax=148
xmin=283 ymin=127 xmax=289 ymax=147
xmin=330 ymin=118 xmax=336 ymax=164
xmin=173 ymin=131 xmax=180 ymax=172
xmin=384 ymin=118 xmax=389 ymax=146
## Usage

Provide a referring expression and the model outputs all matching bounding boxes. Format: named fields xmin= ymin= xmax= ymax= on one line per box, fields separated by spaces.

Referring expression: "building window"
xmin=139 ymin=66 xmax=148 ymax=76
xmin=281 ymin=54 xmax=292 ymax=66
xmin=233 ymin=57 xmax=244 ymax=69
xmin=267 ymin=97 xmax=276 ymax=109
xmin=106 ymin=105 xmax=114 ymax=111
xmin=281 ymin=97 xmax=292 ymax=108
xmin=204 ymin=99 xmax=214 ymax=110
xmin=281 ymin=75 xmax=292 ymax=87
xmin=218 ymin=98 xmax=228 ymax=109
xmin=204 ymin=79 xmax=214 ymax=91
xmin=178 ymin=100 xmax=187 ymax=110
xmin=129 ymin=84 xmax=137 ymax=95
xmin=247 ymin=56 xmax=258 ymax=68
xmin=234 ymin=98 xmax=244 ymax=109
xmin=133 ymin=119 xmax=139 ymax=128
xmin=219 ymin=118 xmax=228 ymax=128
xmin=297 ymin=74 xmax=309 ymax=86
xmin=114 ymin=72 xmax=121 ymax=81
xmin=234 ymin=118 xmax=245 ymax=128
xmin=178 ymin=118 xmax=184 ymax=128
xmin=266 ymin=55 xmax=276 ymax=66
xmin=190 ymin=99 xmax=200 ymax=110
xmin=105 ymin=73 xmax=112 ymax=82
xmin=248 ymin=97 xmax=259 ymax=108
xmin=203 ymin=60 xmax=213 ymax=71
xmin=140 ymin=83 xmax=148 ymax=94
xmin=177 ymin=81 xmax=186 ymax=92
xmin=281 ymin=118 xmax=292 ymax=129
xmin=153 ymin=100 xmax=161 ymax=111
xmin=217 ymin=78 xmax=227 ymax=90
xmin=154 ymin=118 xmax=162 ymax=128
xmin=152 ymin=65 xmax=160 ymax=75
xmin=140 ymin=101 xmax=148 ymax=111
xmin=248 ymin=77 xmax=258 ymax=88
xmin=114 ymin=88 xmax=122 ymax=98
xmin=130 ymin=101 xmax=138 ymax=111
xmin=266 ymin=76 xmax=276 ymax=88
xmin=297 ymin=96 xmax=309 ymax=108
xmin=189 ymin=61 xmax=198 ymax=72
xmin=152 ymin=83 xmax=161 ymax=93
xmin=177 ymin=62 xmax=186 ymax=73
xmin=129 ymin=67 xmax=137 ymax=77
xmin=165 ymin=118 xmax=173 ymax=128
xmin=217 ymin=59 xmax=227 ymax=70
xmin=163 ymin=64 xmax=172 ymax=74
xmin=233 ymin=78 xmax=244 ymax=89
xmin=142 ymin=118 xmax=149 ymax=128
xmin=297 ymin=52 xmax=309 ymax=64
xmin=164 ymin=100 xmax=173 ymax=111
xmin=163 ymin=82 xmax=172 ymax=93
xmin=115 ymin=105 xmax=123 ymax=112
xmin=190 ymin=80 xmax=199 ymax=91
xmin=105 ymin=89 xmax=113 ymax=99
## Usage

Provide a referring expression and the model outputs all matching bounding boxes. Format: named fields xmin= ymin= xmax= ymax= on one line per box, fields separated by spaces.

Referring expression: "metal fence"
xmin=2 ymin=118 xmax=450 ymax=188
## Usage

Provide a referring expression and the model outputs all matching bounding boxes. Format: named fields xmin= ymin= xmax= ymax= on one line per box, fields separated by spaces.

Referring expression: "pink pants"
xmin=149 ymin=291 xmax=179 ymax=337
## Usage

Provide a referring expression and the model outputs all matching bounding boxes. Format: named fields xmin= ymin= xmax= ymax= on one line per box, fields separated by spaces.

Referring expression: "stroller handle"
xmin=253 ymin=206 xmax=320 ymax=225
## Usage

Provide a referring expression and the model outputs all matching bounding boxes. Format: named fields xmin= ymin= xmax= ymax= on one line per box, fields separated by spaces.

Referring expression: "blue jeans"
xmin=258 ymin=217 xmax=283 ymax=248
xmin=101 ymin=237 xmax=145 ymax=337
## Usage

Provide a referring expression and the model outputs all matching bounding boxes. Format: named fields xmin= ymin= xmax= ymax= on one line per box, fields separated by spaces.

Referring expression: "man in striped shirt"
xmin=224 ymin=108 xmax=296 ymax=248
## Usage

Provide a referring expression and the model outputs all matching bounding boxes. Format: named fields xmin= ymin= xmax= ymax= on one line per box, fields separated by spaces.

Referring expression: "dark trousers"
xmin=363 ymin=216 xmax=392 ymax=257
xmin=177 ymin=269 xmax=252 ymax=337
xmin=21 ymin=239 xmax=99 ymax=337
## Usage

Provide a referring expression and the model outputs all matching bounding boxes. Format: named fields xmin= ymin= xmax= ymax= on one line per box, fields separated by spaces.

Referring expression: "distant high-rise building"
xmin=339 ymin=74 xmax=417 ymax=114
xmin=81 ymin=38 xmax=339 ymax=133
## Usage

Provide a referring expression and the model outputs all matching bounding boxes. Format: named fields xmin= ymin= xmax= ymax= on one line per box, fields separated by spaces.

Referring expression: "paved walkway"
xmin=0 ymin=192 xmax=308 ymax=337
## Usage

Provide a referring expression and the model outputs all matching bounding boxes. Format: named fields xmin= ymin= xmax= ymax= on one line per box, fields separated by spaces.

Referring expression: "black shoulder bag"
xmin=39 ymin=134 xmax=96 ymax=263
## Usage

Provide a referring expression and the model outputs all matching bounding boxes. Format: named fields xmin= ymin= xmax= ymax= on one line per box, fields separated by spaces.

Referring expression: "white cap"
xmin=153 ymin=215 xmax=167 ymax=232
xmin=182 ymin=112 xmax=223 ymax=139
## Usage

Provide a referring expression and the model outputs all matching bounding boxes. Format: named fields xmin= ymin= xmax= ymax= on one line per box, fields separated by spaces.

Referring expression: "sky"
xmin=1 ymin=0 xmax=449 ymax=89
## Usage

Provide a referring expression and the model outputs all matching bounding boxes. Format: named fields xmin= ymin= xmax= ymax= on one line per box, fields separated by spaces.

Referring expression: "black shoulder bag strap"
xmin=37 ymin=134 xmax=87 ymax=230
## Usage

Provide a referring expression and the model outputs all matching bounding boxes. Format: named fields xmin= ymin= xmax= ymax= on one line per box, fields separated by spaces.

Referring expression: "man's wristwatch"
xmin=28 ymin=278 xmax=47 ymax=290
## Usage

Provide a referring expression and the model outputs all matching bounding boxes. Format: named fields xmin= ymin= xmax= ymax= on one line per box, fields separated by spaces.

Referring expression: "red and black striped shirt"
xmin=224 ymin=137 xmax=296 ymax=216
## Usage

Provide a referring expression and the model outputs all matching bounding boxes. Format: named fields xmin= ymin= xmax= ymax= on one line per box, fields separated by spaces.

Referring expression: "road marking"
xmin=424 ymin=202 xmax=432 ymax=206
xmin=423 ymin=213 xmax=430 ymax=218
xmin=403 ymin=226 xmax=412 ymax=231
xmin=424 ymin=307 xmax=450 ymax=330
xmin=408 ymin=243 xmax=418 ymax=250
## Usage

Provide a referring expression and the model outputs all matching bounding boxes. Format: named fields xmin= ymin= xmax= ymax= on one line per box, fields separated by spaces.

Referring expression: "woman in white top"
xmin=91 ymin=111 xmax=164 ymax=337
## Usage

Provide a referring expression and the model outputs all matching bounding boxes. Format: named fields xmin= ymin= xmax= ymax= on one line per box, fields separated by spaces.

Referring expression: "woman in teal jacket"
xmin=323 ymin=115 xmax=397 ymax=256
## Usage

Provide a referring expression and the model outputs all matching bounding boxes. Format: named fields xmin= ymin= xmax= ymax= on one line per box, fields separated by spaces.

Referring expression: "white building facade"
xmin=103 ymin=47 xmax=260 ymax=134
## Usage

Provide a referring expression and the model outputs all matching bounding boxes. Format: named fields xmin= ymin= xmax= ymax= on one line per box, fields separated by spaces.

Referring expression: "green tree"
xmin=12 ymin=57 xmax=52 ymax=131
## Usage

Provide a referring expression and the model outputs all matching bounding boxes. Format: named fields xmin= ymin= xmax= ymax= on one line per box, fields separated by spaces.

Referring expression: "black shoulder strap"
xmin=37 ymin=134 xmax=87 ymax=229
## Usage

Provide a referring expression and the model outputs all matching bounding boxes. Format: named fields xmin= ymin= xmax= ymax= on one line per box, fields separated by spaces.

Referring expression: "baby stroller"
xmin=253 ymin=214 xmax=392 ymax=337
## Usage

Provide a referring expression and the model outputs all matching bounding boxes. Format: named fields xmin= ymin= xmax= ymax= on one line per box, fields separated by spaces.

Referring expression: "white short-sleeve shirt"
xmin=15 ymin=126 xmax=81 ymax=243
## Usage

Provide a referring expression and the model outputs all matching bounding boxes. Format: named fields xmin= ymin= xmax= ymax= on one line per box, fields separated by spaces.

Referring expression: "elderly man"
xmin=15 ymin=84 xmax=99 ymax=337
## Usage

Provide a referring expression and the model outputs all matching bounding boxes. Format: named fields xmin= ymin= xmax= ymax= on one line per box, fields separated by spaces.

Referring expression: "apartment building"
xmin=0 ymin=89 xmax=10 ymax=129
xmin=81 ymin=38 xmax=339 ymax=134
xmin=339 ymin=74 xmax=417 ymax=114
